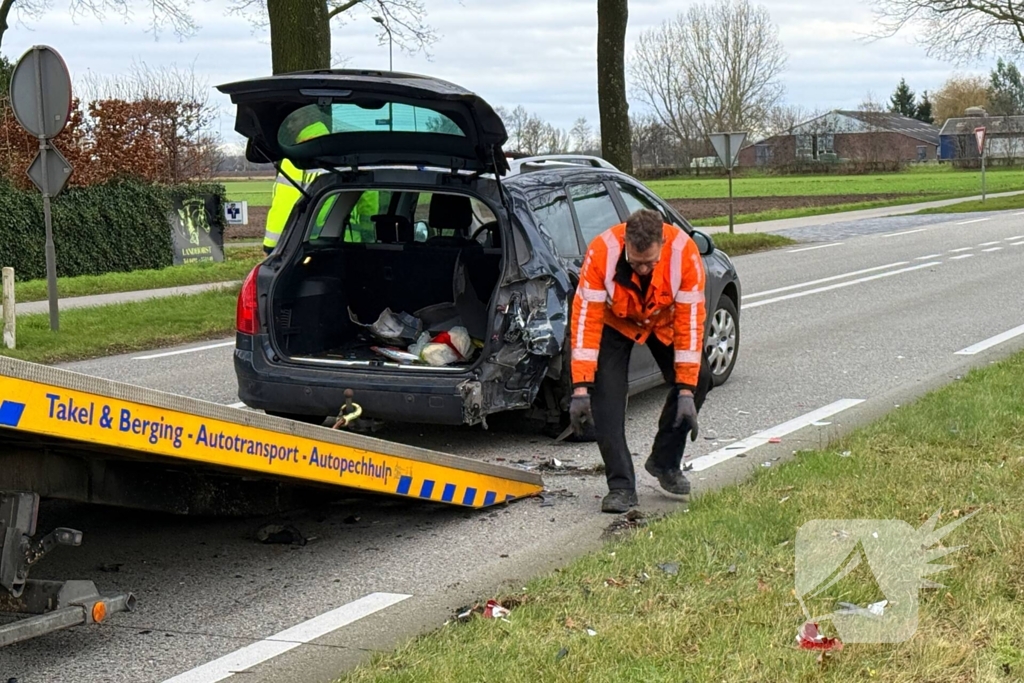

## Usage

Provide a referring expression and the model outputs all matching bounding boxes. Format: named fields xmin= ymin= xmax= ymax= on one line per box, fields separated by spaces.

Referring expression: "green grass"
xmin=916 ymin=193 xmax=1024 ymax=215
xmin=338 ymin=351 xmax=1024 ymax=683
xmin=223 ymin=178 xmax=274 ymax=207
xmin=710 ymin=232 xmax=796 ymax=255
xmin=646 ymin=165 xmax=1022 ymax=200
xmin=690 ymin=197 xmax=935 ymax=228
xmin=13 ymin=247 xmax=263 ymax=303
xmin=0 ymin=288 xmax=239 ymax=364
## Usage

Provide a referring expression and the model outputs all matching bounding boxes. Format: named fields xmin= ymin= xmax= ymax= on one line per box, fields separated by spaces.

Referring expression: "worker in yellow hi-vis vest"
xmin=264 ymin=121 xmax=336 ymax=253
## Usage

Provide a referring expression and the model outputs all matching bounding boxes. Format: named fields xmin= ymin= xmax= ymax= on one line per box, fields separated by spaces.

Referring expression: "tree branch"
xmin=328 ymin=0 xmax=363 ymax=20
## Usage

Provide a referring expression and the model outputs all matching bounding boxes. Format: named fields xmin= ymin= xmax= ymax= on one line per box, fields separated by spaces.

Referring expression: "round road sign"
xmin=9 ymin=45 xmax=72 ymax=139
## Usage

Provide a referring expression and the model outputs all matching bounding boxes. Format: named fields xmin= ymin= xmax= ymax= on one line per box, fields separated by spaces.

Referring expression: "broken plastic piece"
xmin=768 ymin=437 xmax=782 ymax=444
xmin=349 ymin=307 xmax=422 ymax=347
xmin=371 ymin=346 xmax=422 ymax=364
xmin=483 ymin=599 xmax=511 ymax=619
xmin=586 ymin=628 xmax=597 ymax=637
xmin=255 ymin=524 xmax=306 ymax=546
xmin=658 ymin=562 xmax=680 ymax=576
xmin=840 ymin=450 xmax=852 ymax=457
xmin=796 ymin=621 xmax=843 ymax=651
xmin=556 ymin=647 xmax=569 ymax=661
xmin=761 ymin=462 xmax=772 ymax=468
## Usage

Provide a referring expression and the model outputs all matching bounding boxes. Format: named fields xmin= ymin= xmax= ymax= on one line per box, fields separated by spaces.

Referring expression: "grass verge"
xmin=338 ymin=352 xmax=1024 ymax=683
xmin=916 ymin=193 xmax=1024 ymax=215
xmin=0 ymin=288 xmax=239 ymax=364
xmin=710 ymin=232 xmax=795 ymax=255
xmin=13 ymin=247 xmax=262 ymax=303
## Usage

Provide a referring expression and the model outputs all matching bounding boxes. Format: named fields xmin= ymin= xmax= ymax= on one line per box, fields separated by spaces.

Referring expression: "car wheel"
xmin=266 ymin=411 xmax=329 ymax=426
xmin=705 ymin=296 xmax=739 ymax=387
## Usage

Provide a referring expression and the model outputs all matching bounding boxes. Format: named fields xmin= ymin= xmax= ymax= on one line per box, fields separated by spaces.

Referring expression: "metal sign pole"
xmin=727 ymin=136 xmax=735 ymax=234
xmin=31 ymin=47 xmax=59 ymax=332
xmin=981 ymin=148 xmax=987 ymax=203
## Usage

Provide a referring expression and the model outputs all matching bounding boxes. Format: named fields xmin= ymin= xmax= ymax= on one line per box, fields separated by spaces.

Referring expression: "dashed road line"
xmin=745 ymin=262 xmax=941 ymax=309
xmin=949 ymin=254 xmax=975 ymax=260
xmin=1005 ymin=236 xmax=1024 ymax=241
xmin=161 ymin=592 xmax=412 ymax=683
xmin=978 ymin=241 xmax=1001 ymax=246
xmin=880 ymin=228 xmax=928 ymax=238
xmin=915 ymin=254 xmax=942 ymax=260
xmin=982 ymin=247 xmax=1004 ymax=253
xmin=744 ymin=262 xmax=909 ymax=300
xmin=949 ymin=247 xmax=974 ymax=253
xmin=787 ymin=242 xmax=845 ymax=253
xmin=686 ymin=400 xmax=866 ymax=472
xmin=134 ymin=341 xmax=234 ymax=360
xmin=955 ymin=323 xmax=1024 ymax=356
xmin=1011 ymin=241 xmax=1024 ymax=247
xmin=958 ymin=218 xmax=992 ymax=225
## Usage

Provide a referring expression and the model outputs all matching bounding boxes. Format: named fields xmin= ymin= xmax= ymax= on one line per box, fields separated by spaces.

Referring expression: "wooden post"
xmin=2 ymin=267 xmax=14 ymax=350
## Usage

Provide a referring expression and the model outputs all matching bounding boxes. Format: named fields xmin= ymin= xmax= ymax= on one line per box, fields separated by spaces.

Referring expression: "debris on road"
xmin=343 ymin=515 xmax=361 ymax=524
xmin=603 ymin=509 xmax=649 ymax=537
xmin=704 ymin=429 xmax=719 ymax=440
xmin=728 ymin=564 xmax=737 ymax=574
xmin=796 ymin=621 xmax=843 ymax=651
xmin=538 ymin=458 xmax=605 ymax=474
xmin=837 ymin=599 xmax=888 ymax=617
xmin=586 ymin=628 xmax=598 ymax=637
xmin=98 ymin=563 xmax=123 ymax=573
xmin=657 ymin=562 xmax=680 ymax=576
xmin=556 ymin=647 xmax=569 ymax=661
xmin=840 ymin=450 xmax=852 ymax=458
xmin=483 ymin=599 xmax=511 ymax=619
xmin=762 ymin=462 xmax=772 ymax=468
xmin=768 ymin=437 xmax=782 ymax=444
xmin=255 ymin=524 xmax=306 ymax=546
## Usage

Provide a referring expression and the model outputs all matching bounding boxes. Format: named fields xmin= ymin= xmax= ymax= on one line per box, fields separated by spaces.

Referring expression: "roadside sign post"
xmin=9 ymin=45 xmax=74 ymax=332
xmin=975 ymin=127 xmax=987 ymax=202
xmin=709 ymin=131 xmax=747 ymax=233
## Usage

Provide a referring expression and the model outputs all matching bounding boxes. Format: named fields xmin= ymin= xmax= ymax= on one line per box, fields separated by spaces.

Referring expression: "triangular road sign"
xmin=709 ymin=132 xmax=747 ymax=170
xmin=975 ymin=127 xmax=986 ymax=156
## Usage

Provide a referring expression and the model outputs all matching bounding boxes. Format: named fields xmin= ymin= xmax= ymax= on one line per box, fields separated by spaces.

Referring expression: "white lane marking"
xmin=955 ymin=323 xmax=1024 ymax=356
xmin=228 ymin=402 xmax=247 ymax=409
xmin=958 ymin=218 xmax=992 ymax=225
xmin=949 ymin=247 xmax=974 ymax=253
xmin=880 ymin=228 xmax=928 ymax=238
xmin=1012 ymin=241 xmax=1024 ymax=246
xmin=787 ymin=242 xmax=844 ymax=253
xmin=687 ymin=400 xmax=866 ymax=472
xmin=134 ymin=341 xmax=234 ymax=360
xmin=162 ymin=592 xmax=411 ymax=683
xmin=745 ymin=262 xmax=940 ymax=309
xmin=949 ymin=254 xmax=975 ymax=260
xmin=916 ymin=254 xmax=942 ymax=260
xmin=744 ymin=262 xmax=909 ymax=300
xmin=979 ymin=241 xmax=1001 ymax=246
xmin=982 ymin=247 xmax=1004 ymax=253
xmin=1005 ymin=236 xmax=1024 ymax=241
xmin=1015 ymin=212 xmax=1024 ymax=216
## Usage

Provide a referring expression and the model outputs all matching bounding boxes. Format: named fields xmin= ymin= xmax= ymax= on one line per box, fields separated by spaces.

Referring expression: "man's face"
xmin=625 ymin=240 xmax=663 ymax=276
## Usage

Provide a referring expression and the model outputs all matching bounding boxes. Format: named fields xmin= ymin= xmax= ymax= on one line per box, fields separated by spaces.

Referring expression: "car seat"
xmin=371 ymin=214 xmax=414 ymax=243
xmin=425 ymin=193 xmax=473 ymax=246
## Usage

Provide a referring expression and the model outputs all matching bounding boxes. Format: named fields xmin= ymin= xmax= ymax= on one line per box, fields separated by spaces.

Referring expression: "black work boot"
xmin=644 ymin=458 xmax=691 ymax=496
xmin=601 ymin=489 xmax=639 ymax=513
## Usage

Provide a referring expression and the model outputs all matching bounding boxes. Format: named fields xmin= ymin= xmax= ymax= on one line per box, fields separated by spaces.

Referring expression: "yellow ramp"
xmin=0 ymin=357 xmax=544 ymax=508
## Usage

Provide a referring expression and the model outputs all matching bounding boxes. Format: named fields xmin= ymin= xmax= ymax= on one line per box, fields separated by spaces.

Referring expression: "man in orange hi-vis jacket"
xmin=570 ymin=209 xmax=713 ymax=513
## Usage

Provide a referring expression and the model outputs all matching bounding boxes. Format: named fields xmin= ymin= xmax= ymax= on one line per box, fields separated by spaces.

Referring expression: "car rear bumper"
xmin=234 ymin=335 xmax=471 ymax=425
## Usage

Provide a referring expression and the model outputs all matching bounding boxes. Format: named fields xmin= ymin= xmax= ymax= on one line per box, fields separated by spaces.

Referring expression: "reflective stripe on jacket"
xmin=264 ymin=159 xmax=323 ymax=249
xmin=570 ymin=222 xmax=707 ymax=389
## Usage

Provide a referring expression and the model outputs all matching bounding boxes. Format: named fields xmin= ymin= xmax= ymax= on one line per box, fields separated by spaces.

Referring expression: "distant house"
xmin=739 ymin=110 xmax=941 ymax=167
xmin=939 ymin=110 xmax=1024 ymax=162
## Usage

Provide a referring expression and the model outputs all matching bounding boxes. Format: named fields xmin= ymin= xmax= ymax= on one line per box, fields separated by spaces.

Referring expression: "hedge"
xmin=0 ymin=178 xmax=225 ymax=281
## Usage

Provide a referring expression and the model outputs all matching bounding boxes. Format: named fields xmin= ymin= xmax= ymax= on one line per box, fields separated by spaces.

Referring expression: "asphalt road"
xmin=4 ymin=210 xmax=1024 ymax=683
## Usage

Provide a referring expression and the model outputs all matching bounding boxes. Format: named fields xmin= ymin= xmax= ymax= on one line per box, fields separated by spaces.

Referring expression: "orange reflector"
xmin=92 ymin=601 xmax=107 ymax=623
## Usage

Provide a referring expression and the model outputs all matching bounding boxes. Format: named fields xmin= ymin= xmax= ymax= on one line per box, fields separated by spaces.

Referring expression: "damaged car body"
xmin=218 ymin=70 xmax=741 ymax=432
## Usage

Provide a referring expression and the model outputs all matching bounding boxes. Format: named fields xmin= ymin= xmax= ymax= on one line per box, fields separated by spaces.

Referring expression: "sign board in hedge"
xmin=168 ymin=193 xmax=225 ymax=265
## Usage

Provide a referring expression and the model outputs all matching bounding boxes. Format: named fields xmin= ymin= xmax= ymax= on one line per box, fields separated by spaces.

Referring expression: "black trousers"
xmin=592 ymin=326 xmax=714 ymax=492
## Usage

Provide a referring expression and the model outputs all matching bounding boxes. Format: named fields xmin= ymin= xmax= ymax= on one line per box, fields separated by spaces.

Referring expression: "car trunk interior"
xmin=269 ymin=189 xmax=503 ymax=370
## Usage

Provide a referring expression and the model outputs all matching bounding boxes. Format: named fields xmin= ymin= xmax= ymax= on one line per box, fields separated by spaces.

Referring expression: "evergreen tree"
xmin=915 ymin=91 xmax=934 ymax=123
xmin=988 ymin=58 xmax=1024 ymax=115
xmin=889 ymin=78 xmax=918 ymax=117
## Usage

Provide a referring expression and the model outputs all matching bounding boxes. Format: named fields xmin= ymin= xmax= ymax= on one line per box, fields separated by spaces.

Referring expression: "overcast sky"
xmin=1 ymin=0 xmax=991 ymax=148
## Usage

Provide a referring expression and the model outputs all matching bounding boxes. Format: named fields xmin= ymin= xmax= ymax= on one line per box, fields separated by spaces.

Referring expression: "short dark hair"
xmin=625 ymin=209 xmax=665 ymax=252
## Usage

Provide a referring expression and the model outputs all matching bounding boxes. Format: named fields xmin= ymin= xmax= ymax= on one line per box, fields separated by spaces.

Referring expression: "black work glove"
xmin=674 ymin=392 xmax=699 ymax=441
xmin=569 ymin=393 xmax=594 ymax=437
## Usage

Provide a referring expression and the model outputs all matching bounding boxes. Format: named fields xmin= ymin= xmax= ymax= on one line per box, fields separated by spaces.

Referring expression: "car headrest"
xmin=371 ymin=214 xmax=414 ymax=243
xmin=428 ymin=193 xmax=473 ymax=233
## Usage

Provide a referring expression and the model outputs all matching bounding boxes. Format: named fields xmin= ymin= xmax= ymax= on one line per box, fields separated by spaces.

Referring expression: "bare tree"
xmin=760 ymin=104 xmax=814 ymax=138
xmin=570 ymin=117 xmax=594 ymax=153
xmin=0 ymin=0 xmax=198 ymax=52
xmin=858 ymin=90 xmax=886 ymax=112
xmin=932 ymin=74 xmax=990 ymax=124
xmin=597 ymin=0 xmax=632 ymax=173
xmin=870 ymin=0 xmax=1024 ymax=64
xmin=629 ymin=0 xmax=787 ymax=145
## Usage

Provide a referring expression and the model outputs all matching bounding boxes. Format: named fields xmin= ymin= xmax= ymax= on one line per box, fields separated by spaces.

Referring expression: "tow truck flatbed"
xmin=0 ymin=356 xmax=543 ymax=646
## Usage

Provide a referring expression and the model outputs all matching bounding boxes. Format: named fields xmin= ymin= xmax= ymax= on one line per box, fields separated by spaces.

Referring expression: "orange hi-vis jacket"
xmin=570 ymin=222 xmax=707 ymax=390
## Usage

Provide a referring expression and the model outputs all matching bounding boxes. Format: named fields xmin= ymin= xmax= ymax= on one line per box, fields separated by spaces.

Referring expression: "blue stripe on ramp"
xmin=462 ymin=487 xmax=477 ymax=506
xmin=419 ymin=480 xmax=435 ymax=499
xmin=505 ymin=494 xmax=515 ymax=502
xmin=0 ymin=401 xmax=26 ymax=428
xmin=483 ymin=491 xmax=497 ymax=506
xmin=396 ymin=475 xmax=412 ymax=495
xmin=441 ymin=483 xmax=456 ymax=502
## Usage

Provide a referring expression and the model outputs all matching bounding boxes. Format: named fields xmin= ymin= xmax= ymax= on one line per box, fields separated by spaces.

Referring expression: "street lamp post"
xmin=373 ymin=16 xmax=394 ymax=131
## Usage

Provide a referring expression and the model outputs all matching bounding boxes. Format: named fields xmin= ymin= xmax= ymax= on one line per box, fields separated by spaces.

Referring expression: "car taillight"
xmin=237 ymin=265 xmax=260 ymax=335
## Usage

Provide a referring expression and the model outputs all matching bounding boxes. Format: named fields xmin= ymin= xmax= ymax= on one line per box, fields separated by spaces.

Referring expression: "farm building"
xmin=739 ymin=111 xmax=941 ymax=167
xmin=939 ymin=111 xmax=1024 ymax=162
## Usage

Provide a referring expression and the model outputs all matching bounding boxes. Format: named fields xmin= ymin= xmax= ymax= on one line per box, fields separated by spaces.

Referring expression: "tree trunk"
xmin=0 ymin=0 xmax=15 ymax=54
xmin=597 ymin=0 xmax=632 ymax=174
xmin=267 ymin=0 xmax=332 ymax=75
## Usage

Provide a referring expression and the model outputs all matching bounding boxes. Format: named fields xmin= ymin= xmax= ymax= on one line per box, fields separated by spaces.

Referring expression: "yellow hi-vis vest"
xmin=264 ymin=160 xmax=336 ymax=250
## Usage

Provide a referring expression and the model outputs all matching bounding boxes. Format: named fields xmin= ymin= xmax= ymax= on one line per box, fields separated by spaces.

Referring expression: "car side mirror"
xmin=414 ymin=220 xmax=429 ymax=242
xmin=691 ymin=230 xmax=715 ymax=256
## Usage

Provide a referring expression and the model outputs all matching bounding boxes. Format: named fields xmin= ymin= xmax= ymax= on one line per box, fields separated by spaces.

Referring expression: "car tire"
xmin=266 ymin=411 xmax=329 ymax=426
xmin=705 ymin=296 xmax=739 ymax=387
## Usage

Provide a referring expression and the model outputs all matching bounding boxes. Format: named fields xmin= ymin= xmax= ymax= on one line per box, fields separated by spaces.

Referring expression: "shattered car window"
xmin=568 ymin=183 xmax=621 ymax=247
xmin=528 ymin=191 xmax=581 ymax=257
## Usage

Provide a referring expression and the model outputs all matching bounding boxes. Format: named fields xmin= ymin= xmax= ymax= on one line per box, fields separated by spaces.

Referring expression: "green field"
xmin=645 ymin=165 xmax=1024 ymax=200
xmin=916 ymin=192 xmax=1024 ymax=215
xmin=222 ymin=178 xmax=275 ymax=206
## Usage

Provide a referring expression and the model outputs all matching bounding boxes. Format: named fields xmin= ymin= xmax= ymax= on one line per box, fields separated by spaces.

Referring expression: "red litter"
xmin=483 ymin=599 xmax=511 ymax=619
xmin=796 ymin=622 xmax=843 ymax=651
xmin=768 ymin=437 xmax=782 ymax=444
